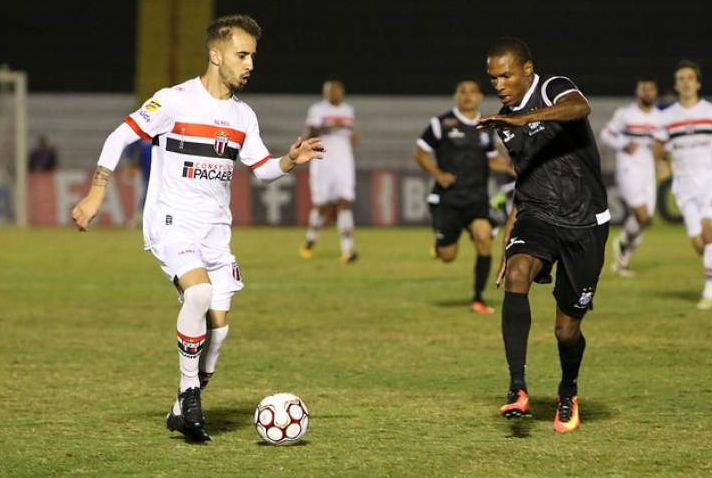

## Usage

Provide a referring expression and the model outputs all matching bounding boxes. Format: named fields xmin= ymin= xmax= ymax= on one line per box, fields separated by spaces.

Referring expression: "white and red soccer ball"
xmin=254 ymin=393 xmax=309 ymax=445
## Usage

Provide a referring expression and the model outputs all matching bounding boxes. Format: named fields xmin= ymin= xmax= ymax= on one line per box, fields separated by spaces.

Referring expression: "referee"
xmin=415 ymin=78 xmax=515 ymax=314
xmin=479 ymin=38 xmax=610 ymax=433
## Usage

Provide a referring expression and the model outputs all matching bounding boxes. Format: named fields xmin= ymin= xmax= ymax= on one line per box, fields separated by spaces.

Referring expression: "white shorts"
xmin=672 ymin=174 xmax=712 ymax=237
xmin=616 ymin=160 xmax=656 ymax=215
xmin=148 ymin=214 xmax=244 ymax=311
xmin=309 ymin=160 xmax=355 ymax=205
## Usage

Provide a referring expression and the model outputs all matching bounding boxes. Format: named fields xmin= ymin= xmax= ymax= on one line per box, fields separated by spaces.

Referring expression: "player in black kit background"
xmin=414 ymin=79 xmax=515 ymax=314
xmin=478 ymin=38 xmax=610 ymax=433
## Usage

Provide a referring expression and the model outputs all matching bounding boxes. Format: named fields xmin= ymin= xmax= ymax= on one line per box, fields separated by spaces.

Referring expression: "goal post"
xmin=0 ymin=67 xmax=28 ymax=227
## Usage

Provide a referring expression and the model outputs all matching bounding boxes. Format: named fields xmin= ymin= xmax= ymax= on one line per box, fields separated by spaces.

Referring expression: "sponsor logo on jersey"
xmin=502 ymin=128 xmax=515 ymax=142
xmin=144 ymin=99 xmax=161 ymax=112
xmin=214 ymin=132 xmax=229 ymax=156
xmin=181 ymin=160 xmax=233 ymax=181
xmin=527 ymin=121 xmax=545 ymax=136
xmin=448 ymin=128 xmax=465 ymax=139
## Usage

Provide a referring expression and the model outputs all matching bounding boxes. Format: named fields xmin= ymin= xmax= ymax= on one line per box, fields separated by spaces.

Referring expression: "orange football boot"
xmin=499 ymin=389 xmax=531 ymax=418
xmin=553 ymin=395 xmax=580 ymax=433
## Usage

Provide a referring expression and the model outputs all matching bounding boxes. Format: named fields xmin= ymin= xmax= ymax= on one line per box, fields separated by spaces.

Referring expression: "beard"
xmin=640 ymin=97 xmax=655 ymax=107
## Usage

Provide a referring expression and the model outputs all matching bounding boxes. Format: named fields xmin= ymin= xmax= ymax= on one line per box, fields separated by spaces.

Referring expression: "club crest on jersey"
xmin=448 ymin=128 xmax=465 ymax=139
xmin=214 ymin=132 xmax=229 ymax=156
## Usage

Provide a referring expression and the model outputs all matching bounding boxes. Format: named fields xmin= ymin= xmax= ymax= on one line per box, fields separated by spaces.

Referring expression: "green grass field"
xmin=2 ymin=223 xmax=711 ymax=477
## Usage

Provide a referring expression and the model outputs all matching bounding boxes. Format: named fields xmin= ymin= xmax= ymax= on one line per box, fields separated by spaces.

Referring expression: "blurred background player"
xmin=655 ymin=61 xmax=712 ymax=310
xmin=300 ymin=77 xmax=359 ymax=263
xmin=71 ymin=14 xmax=324 ymax=442
xmin=414 ymin=78 xmax=515 ymax=314
xmin=600 ymin=78 xmax=661 ymax=276
xmin=480 ymin=38 xmax=610 ymax=433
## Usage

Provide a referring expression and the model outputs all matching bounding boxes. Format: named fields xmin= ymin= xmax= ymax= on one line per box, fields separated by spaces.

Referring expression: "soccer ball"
xmin=254 ymin=393 xmax=309 ymax=445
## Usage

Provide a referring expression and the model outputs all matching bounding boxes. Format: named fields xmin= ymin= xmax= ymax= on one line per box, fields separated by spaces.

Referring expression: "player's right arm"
xmin=600 ymin=108 xmax=636 ymax=154
xmin=414 ymin=118 xmax=456 ymax=188
xmin=496 ymin=203 xmax=518 ymax=287
xmin=72 ymin=89 xmax=176 ymax=231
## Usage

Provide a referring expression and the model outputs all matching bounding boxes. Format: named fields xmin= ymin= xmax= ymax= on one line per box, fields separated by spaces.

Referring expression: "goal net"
xmin=0 ymin=66 xmax=27 ymax=227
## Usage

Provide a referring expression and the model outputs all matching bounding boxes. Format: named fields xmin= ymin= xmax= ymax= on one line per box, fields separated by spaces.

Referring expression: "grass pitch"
xmin=1 ymin=223 xmax=711 ymax=476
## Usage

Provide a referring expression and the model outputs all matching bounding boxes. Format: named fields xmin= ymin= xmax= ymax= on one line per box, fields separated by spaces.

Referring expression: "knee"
xmin=554 ymin=322 xmax=580 ymax=344
xmin=504 ymin=261 xmax=532 ymax=292
xmin=184 ymin=283 xmax=213 ymax=313
xmin=439 ymin=249 xmax=457 ymax=262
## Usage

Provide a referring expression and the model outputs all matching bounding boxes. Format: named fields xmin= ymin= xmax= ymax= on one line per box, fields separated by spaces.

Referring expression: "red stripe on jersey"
xmin=177 ymin=331 xmax=207 ymax=343
xmin=250 ymin=155 xmax=273 ymax=170
xmin=321 ymin=115 xmax=353 ymax=124
xmin=666 ymin=118 xmax=712 ymax=130
xmin=625 ymin=123 xmax=657 ymax=131
xmin=124 ymin=116 xmax=151 ymax=141
xmin=172 ymin=122 xmax=246 ymax=145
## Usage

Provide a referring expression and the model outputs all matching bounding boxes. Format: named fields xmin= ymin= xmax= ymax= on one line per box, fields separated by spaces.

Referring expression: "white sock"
xmin=305 ymin=208 xmax=323 ymax=244
xmin=703 ymin=245 xmax=712 ymax=298
xmin=200 ymin=325 xmax=229 ymax=375
xmin=176 ymin=283 xmax=211 ymax=392
xmin=623 ymin=215 xmax=641 ymax=251
xmin=337 ymin=209 xmax=355 ymax=254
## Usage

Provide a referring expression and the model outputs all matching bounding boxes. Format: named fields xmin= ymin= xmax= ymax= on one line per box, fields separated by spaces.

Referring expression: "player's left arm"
xmin=488 ymin=155 xmax=516 ymax=177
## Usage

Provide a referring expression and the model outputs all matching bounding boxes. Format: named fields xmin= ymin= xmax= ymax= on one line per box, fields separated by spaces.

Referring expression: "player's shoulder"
xmin=697 ymin=98 xmax=712 ymax=112
xmin=436 ymin=109 xmax=457 ymax=122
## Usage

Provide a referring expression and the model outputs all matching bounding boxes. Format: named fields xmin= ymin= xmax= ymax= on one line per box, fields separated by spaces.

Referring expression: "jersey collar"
xmin=452 ymin=107 xmax=481 ymax=125
xmin=511 ymin=74 xmax=540 ymax=112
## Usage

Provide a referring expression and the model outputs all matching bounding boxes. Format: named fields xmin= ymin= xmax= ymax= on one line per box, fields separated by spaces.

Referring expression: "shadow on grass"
xmin=256 ymin=439 xmax=311 ymax=447
xmin=433 ymin=299 xmax=474 ymax=308
xmin=206 ymin=404 xmax=255 ymax=435
xmin=652 ymin=289 xmax=700 ymax=303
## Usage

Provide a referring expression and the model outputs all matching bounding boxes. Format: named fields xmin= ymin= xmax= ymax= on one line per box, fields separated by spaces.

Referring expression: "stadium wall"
xmin=24 ymin=93 xmax=634 ymax=226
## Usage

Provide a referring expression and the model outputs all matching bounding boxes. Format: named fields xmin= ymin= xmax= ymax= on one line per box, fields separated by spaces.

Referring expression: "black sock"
xmin=473 ymin=255 xmax=492 ymax=302
xmin=502 ymin=291 xmax=531 ymax=391
xmin=558 ymin=334 xmax=586 ymax=397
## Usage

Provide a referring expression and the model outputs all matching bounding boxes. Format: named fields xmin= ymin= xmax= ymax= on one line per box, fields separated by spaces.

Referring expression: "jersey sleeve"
xmin=124 ymin=88 xmax=176 ymax=140
xmin=485 ymin=130 xmax=499 ymax=158
xmin=305 ymin=104 xmax=322 ymax=128
xmin=542 ymin=76 xmax=586 ymax=106
xmin=600 ymin=108 xmax=629 ymax=150
xmin=239 ymin=108 xmax=272 ymax=169
xmin=416 ymin=117 xmax=442 ymax=153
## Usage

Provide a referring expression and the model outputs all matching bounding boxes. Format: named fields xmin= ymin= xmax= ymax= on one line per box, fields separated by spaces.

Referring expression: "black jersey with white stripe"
xmin=418 ymin=108 xmax=498 ymax=206
xmin=496 ymin=74 xmax=609 ymax=228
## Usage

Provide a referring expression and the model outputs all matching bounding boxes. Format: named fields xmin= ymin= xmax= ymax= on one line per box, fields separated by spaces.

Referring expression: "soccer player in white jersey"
xmin=71 ymin=15 xmax=324 ymax=442
xmin=654 ymin=60 xmax=712 ymax=309
xmin=299 ymin=78 xmax=359 ymax=263
xmin=601 ymin=78 xmax=662 ymax=276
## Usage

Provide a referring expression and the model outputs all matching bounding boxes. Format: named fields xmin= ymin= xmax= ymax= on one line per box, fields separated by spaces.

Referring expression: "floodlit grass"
xmin=1 ymin=223 xmax=711 ymax=476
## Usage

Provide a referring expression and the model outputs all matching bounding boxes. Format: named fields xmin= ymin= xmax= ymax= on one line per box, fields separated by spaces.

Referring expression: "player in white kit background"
xmin=299 ymin=78 xmax=359 ymax=263
xmin=654 ymin=60 xmax=712 ymax=310
xmin=71 ymin=14 xmax=324 ymax=442
xmin=600 ymin=78 xmax=662 ymax=276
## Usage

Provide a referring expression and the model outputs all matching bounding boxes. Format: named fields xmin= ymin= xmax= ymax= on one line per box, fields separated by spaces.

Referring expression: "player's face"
xmin=674 ymin=67 xmax=701 ymax=100
xmin=636 ymin=81 xmax=657 ymax=107
xmin=487 ymin=53 xmax=534 ymax=107
xmin=323 ymin=81 xmax=345 ymax=105
xmin=213 ymin=28 xmax=257 ymax=93
xmin=454 ymin=81 xmax=482 ymax=111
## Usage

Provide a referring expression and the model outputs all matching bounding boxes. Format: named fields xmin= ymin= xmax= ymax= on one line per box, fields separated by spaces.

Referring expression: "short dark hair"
xmin=324 ymin=74 xmax=344 ymax=85
xmin=637 ymin=76 xmax=657 ymax=85
xmin=487 ymin=37 xmax=533 ymax=65
xmin=207 ymin=14 xmax=262 ymax=46
xmin=455 ymin=77 xmax=481 ymax=90
xmin=675 ymin=60 xmax=702 ymax=82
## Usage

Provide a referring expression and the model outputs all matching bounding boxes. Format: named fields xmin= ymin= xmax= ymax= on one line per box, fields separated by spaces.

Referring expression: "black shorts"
xmin=430 ymin=201 xmax=490 ymax=247
xmin=505 ymin=215 xmax=609 ymax=319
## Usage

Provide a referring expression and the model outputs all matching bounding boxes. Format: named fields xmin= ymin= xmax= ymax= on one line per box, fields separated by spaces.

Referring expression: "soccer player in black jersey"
xmin=478 ymin=38 xmax=610 ymax=433
xmin=415 ymin=79 xmax=515 ymax=314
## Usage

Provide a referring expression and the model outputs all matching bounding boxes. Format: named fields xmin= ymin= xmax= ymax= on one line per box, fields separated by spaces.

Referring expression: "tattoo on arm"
xmin=92 ymin=166 xmax=112 ymax=187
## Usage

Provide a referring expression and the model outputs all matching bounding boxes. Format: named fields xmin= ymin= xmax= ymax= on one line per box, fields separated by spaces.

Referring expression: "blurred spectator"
xmin=28 ymin=136 xmax=57 ymax=171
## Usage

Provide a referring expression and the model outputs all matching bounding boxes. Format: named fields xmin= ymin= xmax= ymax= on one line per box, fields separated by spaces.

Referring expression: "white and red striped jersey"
xmin=600 ymin=103 xmax=660 ymax=168
xmin=655 ymin=99 xmax=712 ymax=177
xmin=124 ymin=78 xmax=272 ymax=241
xmin=305 ymin=100 xmax=354 ymax=163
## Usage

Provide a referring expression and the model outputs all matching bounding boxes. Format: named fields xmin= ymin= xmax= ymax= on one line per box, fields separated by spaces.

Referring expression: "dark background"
xmin=1 ymin=0 xmax=709 ymax=95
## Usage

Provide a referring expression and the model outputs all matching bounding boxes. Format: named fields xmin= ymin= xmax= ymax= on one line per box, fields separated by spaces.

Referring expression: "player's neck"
xmin=457 ymin=107 xmax=478 ymax=119
xmin=679 ymin=95 xmax=700 ymax=108
xmin=200 ymin=73 xmax=233 ymax=100
xmin=636 ymin=101 xmax=653 ymax=112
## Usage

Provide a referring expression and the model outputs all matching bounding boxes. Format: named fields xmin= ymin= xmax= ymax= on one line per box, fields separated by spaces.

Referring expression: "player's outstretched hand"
xmin=71 ymin=195 xmax=101 ymax=232
xmin=289 ymin=137 xmax=325 ymax=165
xmin=478 ymin=114 xmax=528 ymax=130
xmin=495 ymin=256 xmax=507 ymax=288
